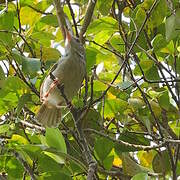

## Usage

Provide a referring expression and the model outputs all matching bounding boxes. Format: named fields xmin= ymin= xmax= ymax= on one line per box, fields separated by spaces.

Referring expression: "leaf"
xmin=145 ymin=65 xmax=160 ymax=81
xmin=87 ymin=17 xmax=118 ymax=34
xmin=20 ymin=6 xmax=41 ymax=26
xmin=94 ymin=137 xmax=114 ymax=161
xmin=150 ymin=0 xmax=167 ymax=27
xmin=152 ymin=34 xmax=167 ymax=52
xmin=131 ymin=172 xmax=148 ymax=180
xmin=43 ymin=151 xmax=65 ymax=164
xmin=36 ymin=47 xmax=61 ymax=62
xmin=45 ymin=128 xmax=67 ymax=154
xmin=110 ymin=35 xmax=125 ymax=53
xmin=103 ymin=155 xmax=114 ymax=170
xmin=12 ymin=51 xmax=41 ymax=77
xmin=31 ymin=31 xmax=55 ymax=46
xmin=93 ymin=81 xmax=107 ymax=91
xmin=10 ymin=134 xmax=29 ymax=145
xmin=134 ymin=60 xmax=153 ymax=75
xmin=128 ymin=98 xmax=145 ymax=110
xmin=97 ymin=0 xmax=113 ymax=15
xmin=22 ymin=57 xmax=41 ymax=77
xmin=0 ymin=65 xmax=5 ymax=89
xmin=16 ymin=93 xmax=31 ymax=115
xmin=165 ymin=8 xmax=180 ymax=41
xmin=104 ymin=98 xmax=128 ymax=118
xmin=94 ymin=30 xmax=112 ymax=47
xmin=122 ymin=153 xmax=148 ymax=176
xmin=0 ymin=11 xmax=14 ymax=30
xmin=158 ymin=90 xmax=170 ymax=110
xmin=86 ymin=47 xmax=98 ymax=73
xmin=117 ymin=81 xmax=133 ymax=90
xmin=5 ymin=157 xmax=24 ymax=179
xmin=40 ymin=14 xmax=58 ymax=27
xmin=152 ymin=150 xmax=171 ymax=174
xmin=0 ymin=124 xmax=9 ymax=134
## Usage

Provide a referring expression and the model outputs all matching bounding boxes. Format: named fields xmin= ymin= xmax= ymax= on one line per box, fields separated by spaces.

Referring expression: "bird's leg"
xmin=41 ymin=72 xmax=60 ymax=101
xmin=44 ymin=78 xmax=59 ymax=98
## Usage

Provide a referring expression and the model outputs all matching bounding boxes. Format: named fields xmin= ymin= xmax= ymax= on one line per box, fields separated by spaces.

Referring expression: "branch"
xmin=49 ymin=73 xmax=97 ymax=180
xmin=53 ymin=0 xmax=67 ymax=40
xmin=20 ymin=120 xmax=45 ymax=133
xmin=79 ymin=0 xmax=97 ymax=42
xmin=92 ymin=0 xmax=159 ymax=105
xmin=28 ymin=5 xmax=53 ymax=15
xmin=65 ymin=0 xmax=79 ymax=37
xmin=12 ymin=151 xmax=36 ymax=180
xmin=84 ymin=128 xmax=166 ymax=151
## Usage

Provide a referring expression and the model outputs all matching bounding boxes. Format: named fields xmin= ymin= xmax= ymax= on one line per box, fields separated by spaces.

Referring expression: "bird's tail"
xmin=36 ymin=104 xmax=61 ymax=127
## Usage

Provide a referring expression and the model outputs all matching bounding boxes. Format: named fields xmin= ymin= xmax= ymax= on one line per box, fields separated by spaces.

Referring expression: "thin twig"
xmin=12 ymin=151 xmax=36 ymax=180
xmin=84 ymin=128 xmax=166 ymax=151
xmin=65 ymin=0 xmax=79 ymax=37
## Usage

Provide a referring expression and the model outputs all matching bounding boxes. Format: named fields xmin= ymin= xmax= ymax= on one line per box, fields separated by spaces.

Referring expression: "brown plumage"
xmin=36 ymin=29 xmax=86 ymax=127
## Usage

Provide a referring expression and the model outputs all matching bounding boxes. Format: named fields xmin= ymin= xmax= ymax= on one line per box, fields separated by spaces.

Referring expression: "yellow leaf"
xmin=113 ymin=157 xmax=122 ymax=167
xmin=107 ymin=92 xmax=116 ymax=99
xmin=138 ymin=151 xmax=154 ymax=167
xmin=20 ymin=6 xmax=41 ymax=26
xmin=10 ymin=134 xmax=29 ymax=145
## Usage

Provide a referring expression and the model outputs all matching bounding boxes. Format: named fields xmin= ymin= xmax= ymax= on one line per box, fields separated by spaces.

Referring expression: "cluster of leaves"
xmin=0 ymin=0 xmax=180 ymax=179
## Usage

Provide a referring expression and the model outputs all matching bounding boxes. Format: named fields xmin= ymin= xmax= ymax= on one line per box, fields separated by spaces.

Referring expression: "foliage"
xmin=0 ymin=0 xmax=180 ymax=179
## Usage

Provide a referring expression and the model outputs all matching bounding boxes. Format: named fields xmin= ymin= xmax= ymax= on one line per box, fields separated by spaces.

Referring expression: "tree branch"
xmin=53 ymin=0 xmax=67 ymax=40
xmin=79 ymin=0 xmax=97 ymax=42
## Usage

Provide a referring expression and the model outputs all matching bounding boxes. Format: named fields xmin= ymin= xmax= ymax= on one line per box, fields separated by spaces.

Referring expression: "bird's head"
xmin=64 ymin=28 xmax=84 ymax=56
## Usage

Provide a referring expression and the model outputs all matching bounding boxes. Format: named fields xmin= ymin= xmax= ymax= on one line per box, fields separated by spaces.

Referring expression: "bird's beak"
xmin=65 ymin=28 xmax=72 ymax=44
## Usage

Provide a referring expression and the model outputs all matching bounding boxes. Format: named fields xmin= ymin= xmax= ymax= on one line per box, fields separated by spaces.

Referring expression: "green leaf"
xmin=12 ymin=51 xmax=41 ymax=77
xmin=87 ymin=17 xmax=117 ymax=34
xmin=86 ymin=47 xmax=97 ymax=73
xmin=152 ymin=150 xmax=171 ymax=174
xmin=36 ymin=47 xmax=61 ymax=62
xmin=103 ymin=155 xmax=114 ymax=170
xmin=97 ymin=0 xmax=113 ymax=15
xmin=0 ymin=32 xmax=13 ymax=47
xmin=22 ymin=57 xmax=41 ymax=77
xmin=0 ymin=124 xmax=9 ymax=134
xmin=5 ymin=157 xmax=24 ymax=179
xmin=40 ymin=14 xmax=58 ymax=27
xmin=43 ymin=151 xmax=65 ymax=164
xmin=117 ymin=81 xmax=133 ymax=90
xmin=94 ymin=30 xmax=112 ymax=46
xmin=94 ymin=137 xmax=113 ymax=161
xmin=134 ymin=60 xmax=153 ymax=75
xmin=165 ymin=8 xmax=180 ymax=41
xmin=150 ymin=0 xmax=167 ymax=27
xmin=0 ymin=11 xmax=14 ymax=30
xmin=152 ymin=34 xmax=167 ymax=52
xmin=131 ymin=172 xmax=148 ymax=180
xmin=145 ymin=65 xmax=160 ymax=81
xmin=31 ymin=32 xmax=55 ymax=46
xmin=93 ymin=81 xmax=107 ymax=91
xmin=104 ymin=98 xmax=128 ymax=118
xmin=45 ymin=128 xmax=67 ymax=153
xmin=0 ymin=65 xmax=5 ymax=89
xmin=158 ymin=90 xmax=170 ymax=110
xmin=110 ymin=35 xmax=125 ymax=53
xmin=0 ymin=65 xmax=5 ymax=80
xmin=128 ymin=98 xmax=144 ymax=110
xmin=16 ymin=94 xmax=31 ymax=115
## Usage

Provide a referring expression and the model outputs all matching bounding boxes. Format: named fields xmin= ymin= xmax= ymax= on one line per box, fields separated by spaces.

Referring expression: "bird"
xmin=36 ymin=28 xmax=86 ymax=127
